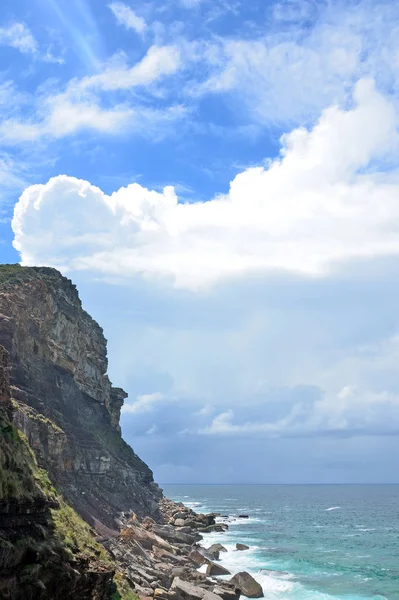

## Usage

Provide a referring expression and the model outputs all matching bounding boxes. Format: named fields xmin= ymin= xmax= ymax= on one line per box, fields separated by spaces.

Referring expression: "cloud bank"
xmin=12 ymin=79 xmax=399 ymax=290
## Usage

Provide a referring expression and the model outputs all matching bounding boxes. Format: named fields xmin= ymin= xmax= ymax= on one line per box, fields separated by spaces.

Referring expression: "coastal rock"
xmin=212 ymin=583 xmax=241 ymax=600
xmin=208 ymin=544 xmax=228 ymax=554
xmin=205 ymin=561 xmax=231 ymax=576
xmin=203 ymin=593 xmax=225 ymax=600
xmin=152 ymin=523 xmax=202 ymax=545
xmin=171 ymin=577 xmax=207 ymax=600
xmin=189 ymin=549 xmax=208 ymax=566
xmin=198 ymin=524 xmax=228 ymax=533
xmin=236 ymin=543 xmax=249 ymax=551
xmin=229 ymin=573 xmax=263 ymax=598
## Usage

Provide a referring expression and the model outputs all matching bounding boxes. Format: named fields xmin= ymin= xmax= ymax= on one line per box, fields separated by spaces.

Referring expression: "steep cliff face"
xmin=0 ymin=344 xmax=118 ymax=600
xmin=0 ymin=265 xmax=161 ymax=530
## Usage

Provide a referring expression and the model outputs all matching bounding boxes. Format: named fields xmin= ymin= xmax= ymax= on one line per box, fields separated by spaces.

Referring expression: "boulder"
xmin=189 ymin=549 xmax=208 ymax=567
xmin=121 ymin=523 xmax=175 ymax=552
xmin=238 ymin=515 xmax=249 ymax=519
xmin=235 ymin=544 xmax=249 ymax=551
xmin=203 ymin=593 xmax=224 ymax=600
xmin=174 ymin=518 xmax=186 ymax=527
xmin=208 ymin=544 xmax=228 ymax=554
xmin=173 ymin=511 xmax=189 ymax=520
xmin=212 ymin=583 xmax=240 ymax=600
xmin=229 ymin=573 xmax=263 ymax=598
xmin=205 ymin=561 xmax=231 ymax=577
xmin=207 ymin=549 xmax=220 ymax=561
xmin=171 ymin=577 xmax=206 ymax=600
xmin=198 ymin=524 xmax=228 ymax=533
xmin=152 ymin=524 xmax=202 ymax=545
xmin=152 ymin=546 xmax=188 ymax=565
xmin=154 ymin=589 xmax=178 ymax=600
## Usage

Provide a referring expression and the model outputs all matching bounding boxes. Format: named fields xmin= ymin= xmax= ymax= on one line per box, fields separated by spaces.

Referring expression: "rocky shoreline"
xmin=104 ymin=497 xmax=264 ymax=600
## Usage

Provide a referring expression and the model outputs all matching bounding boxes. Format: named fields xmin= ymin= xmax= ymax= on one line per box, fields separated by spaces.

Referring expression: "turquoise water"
xmin=162 ymin=485 xmax=399 ymax=600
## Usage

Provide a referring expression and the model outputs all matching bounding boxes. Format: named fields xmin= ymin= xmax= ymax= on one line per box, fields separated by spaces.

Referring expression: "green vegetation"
xmin=0 ymin=264 xmax=75 ymax=295
xmin=0 ymin=414 xmax=47 ymax=501
xmin=52 ymin=501 xmax=111 ymax=564
xmin=0 ymin=406 xmax=137 ymax=599
xmin=112 ymin=572 xmax=139 ymax=600
xmin=12 ymin=399 xmax=64 ymax=433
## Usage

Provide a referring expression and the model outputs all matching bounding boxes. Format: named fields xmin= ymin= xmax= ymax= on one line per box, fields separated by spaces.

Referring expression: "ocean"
xmin=162 ymin=484 xmax=399 ymax=600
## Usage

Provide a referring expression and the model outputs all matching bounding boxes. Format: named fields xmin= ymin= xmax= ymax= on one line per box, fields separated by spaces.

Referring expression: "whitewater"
xmin=163 ymin=484 xmax=399 ymax=600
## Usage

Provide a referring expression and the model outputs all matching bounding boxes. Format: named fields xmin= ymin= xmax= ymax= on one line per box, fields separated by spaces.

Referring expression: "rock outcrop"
xmin=229 ymin=573 xmax=263 ymax=598
xmin=0 ymin=265 xmax=161 ymax=530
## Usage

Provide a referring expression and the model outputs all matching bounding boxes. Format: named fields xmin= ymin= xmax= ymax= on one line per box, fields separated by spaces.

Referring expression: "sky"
xmin=1 ymin=0 xmax=399 ymax=484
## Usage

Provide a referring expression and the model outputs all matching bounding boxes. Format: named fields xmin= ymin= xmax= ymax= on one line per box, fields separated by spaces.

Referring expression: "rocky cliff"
xmin=0 ymin=265 xmax=161 ymax=530
xmin=0 ymin=344 xmax=119 ymax=599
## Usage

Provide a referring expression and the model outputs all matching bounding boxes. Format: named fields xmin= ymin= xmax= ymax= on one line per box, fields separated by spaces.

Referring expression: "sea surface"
xmin=162 ymin=484 xmax=399 ymax=600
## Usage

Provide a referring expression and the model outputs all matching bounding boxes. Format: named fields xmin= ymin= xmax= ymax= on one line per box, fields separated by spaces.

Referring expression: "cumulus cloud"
xmin=11 ymin=79 xmax=399 ymax=288
xmin=109 ymin=2 xmax=146 ymax=34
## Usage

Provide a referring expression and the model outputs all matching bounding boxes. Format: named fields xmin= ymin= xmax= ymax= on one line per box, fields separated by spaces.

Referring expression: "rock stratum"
xmin=0 ymin=265 xmax=262 ymax=600
xmin=0 ymin=265 xmax=161 ymax=530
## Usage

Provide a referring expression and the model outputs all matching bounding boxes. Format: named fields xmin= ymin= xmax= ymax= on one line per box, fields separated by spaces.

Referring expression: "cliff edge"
xmin=0 ymin=265 xmax=161 ymax=530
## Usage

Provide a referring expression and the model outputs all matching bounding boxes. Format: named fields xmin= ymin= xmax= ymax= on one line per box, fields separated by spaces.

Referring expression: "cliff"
xmin=0 ymin=265 xmax=161 ymax=530
xmin=0 ymin=344 xmax=119 ymax=599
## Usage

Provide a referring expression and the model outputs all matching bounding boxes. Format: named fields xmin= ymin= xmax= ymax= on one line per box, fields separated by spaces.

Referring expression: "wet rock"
xmin=208 ymin=544 xmax=228 ymax=554
xmin=235 ymin=543 xmax=249 ymax=551
xmin=229 ymin=573 xmax=263 ymax=598
xmin=198 ymin=524 xmax=227 ymax=533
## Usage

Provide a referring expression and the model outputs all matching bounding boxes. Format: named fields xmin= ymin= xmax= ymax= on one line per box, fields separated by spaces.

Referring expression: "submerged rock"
xmin=235 ymin=543 xmax=249 ymax=551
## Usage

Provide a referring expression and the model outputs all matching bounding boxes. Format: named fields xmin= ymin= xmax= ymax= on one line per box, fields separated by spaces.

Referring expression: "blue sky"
xmin=2 ymin=0 xmax=399 ymax=483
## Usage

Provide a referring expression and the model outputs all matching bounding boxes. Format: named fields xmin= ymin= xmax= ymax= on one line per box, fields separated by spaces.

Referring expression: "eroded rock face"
xmin=0 ymin=265 xmax=162 ymax=529
xmin=0 ymin=344 xmax=116 ymax=600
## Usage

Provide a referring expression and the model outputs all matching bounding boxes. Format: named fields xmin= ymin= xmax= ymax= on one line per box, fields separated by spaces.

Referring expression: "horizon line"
xmin=159 ymin=482 xmax=399 ymax=486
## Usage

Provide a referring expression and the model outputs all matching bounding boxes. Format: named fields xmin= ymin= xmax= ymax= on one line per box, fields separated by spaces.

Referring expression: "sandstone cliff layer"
xmin=0 ymin=265 xmax=161 ymax=530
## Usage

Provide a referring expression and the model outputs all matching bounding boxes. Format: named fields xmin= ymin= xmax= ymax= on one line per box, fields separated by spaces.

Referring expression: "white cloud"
xmin=123 ymin=392 xmax=164 ymax=413
xmin=11 ymin=79 xmax=399 ymax=289
xmin=191 ymin=1 xmax=399 ymax=125
xmin=109 ymin=2 xmax=146 ymax=34
xmin=145 ymin=424 xmax=158 ymax=435
xmin=80 ymin=45 xmax=180 ymax=91
xmin=0 ymin=22 xmax=38 ymax=54
xmin=0 ymin=45 xmax=182 ymax=142
xmin=199 ymin=387 xmax=399 ymax=437
xmin=195 ymin=404 xmax=215 ymax=416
